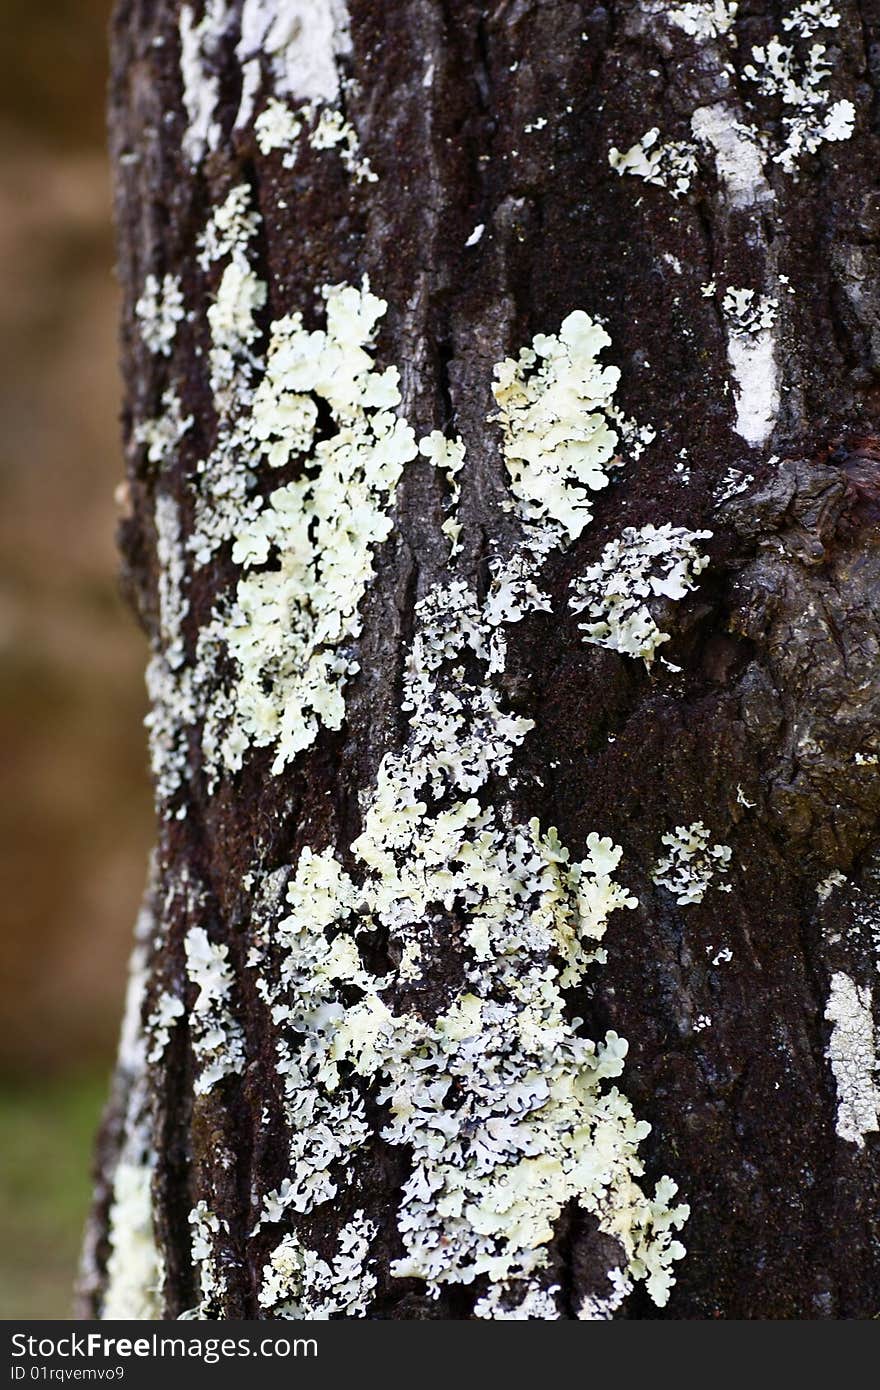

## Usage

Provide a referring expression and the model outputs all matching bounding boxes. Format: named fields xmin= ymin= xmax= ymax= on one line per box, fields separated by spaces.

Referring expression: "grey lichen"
xmin=243 ymin=314 xmax=688 ymax=1317
xmin=824 ymin=972 xmax=880 ymax=1148
xmin=569 ymin=523 xmax=712 ymax=666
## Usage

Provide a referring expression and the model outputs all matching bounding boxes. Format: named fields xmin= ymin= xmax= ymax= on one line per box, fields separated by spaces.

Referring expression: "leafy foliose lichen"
xmin=490 ymin=311 xmax=633 ymax=542
xmin=248 ymin=316 xmax=688 ymax=1317
xmin=569 ymin=523 xmax=712 ymax=666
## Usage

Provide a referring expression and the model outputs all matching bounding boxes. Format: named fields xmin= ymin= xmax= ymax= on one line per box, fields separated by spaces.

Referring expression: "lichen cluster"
xmin=569 ymin=523 xmax=712 ymax=665
xmin=652 ymin=822 xmax=733 ymax=906
xmin=250 ymin=547 xmax=689 ymax=1315
xmin=609 ymin=3 xmax=855 ymax=449
xmin=104 ymin=3 xmax=725 ymax=1322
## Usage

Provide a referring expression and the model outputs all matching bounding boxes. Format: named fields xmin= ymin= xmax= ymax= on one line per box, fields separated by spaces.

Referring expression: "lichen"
xmin=743 ymin=22 xmax=855 ymax=172
xmin=102 ymin=1161 xmax=163 ymax=1320
xmin=179 ymin=1202 xmax=229 ymax=1319
xmin=255 ymin=96 xmax=375 ymax=182
xmin=608 ymin=129 xmax=699 ymax=199
xmin=138 ymin=282 xmax=688 ymax=1316
xmin=577 ymin=1267 xmax=632 ymax=1320
xmin=134 ymin=389 xmax=193 ymax=466
xmin=188 ymin=184 xmax=268 ymax=566
xmin=135 ymin=273 xmax=184 ymax=357
xmin=783 ymin=0 xmax=840 ymax=37
xmin=611 ymin=2 xmax=852 ymax=227
xmin=251 ymin=567 xmax=689 ymax=1306
xmin=237 ymin=0 xmax=352 ymax=126
xmin=824 ymin=972 xmax=880 ymax=1148
xmin=101 ymin=889 xmax=163 ymax=1320
xmin=246 ymin=319 xmax=689 ymax=1314
xmin=196 ymin=185 xmax=261 ymax=272
xmin=179 ymin=1 xmax=230 ymax=165
xmin=418 ymin=430 xmax=466 ymax=553
xmin=668 ymin=1 xmax=737 ymax=40
xmin=259 ymin=1212 xmax=377 ymax=1317
xmin=721 ymin=287 xmax=779 ymax=338
xmin=817 ymin=870 xmax=847 ymax=904
xmin=146 ymin=989 xmax=185 ymax=1064
xmin=690 ymin=105 xmax=772 ymax=210
xmin=569 ymin=523 xmax=712 ymax=666
xmin=490 ymin=311 xmax=638 ymax=541
xmin=474 ymin=1284 xmax=561 ymax=1320
xmin=714 ymin=287 xmax=781 ymax=448
xmin=653 ymin=822 xmax=732 ymax=905
xmin=144 ymin=493 xmax=195 ymax=808
xmin=184 ymin=927 xmax=245 ymax=1094
xmin=208 ymin=280 xmax=418 ymax=775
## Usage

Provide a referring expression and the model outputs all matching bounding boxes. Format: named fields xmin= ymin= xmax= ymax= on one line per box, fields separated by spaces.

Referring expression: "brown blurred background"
xmin=0 ymin=1 xmax=153 ymax=1317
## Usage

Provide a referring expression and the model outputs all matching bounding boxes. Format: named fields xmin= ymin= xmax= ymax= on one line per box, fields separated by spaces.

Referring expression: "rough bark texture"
xmin=82 ymin=0 xmax=880 ymax=1320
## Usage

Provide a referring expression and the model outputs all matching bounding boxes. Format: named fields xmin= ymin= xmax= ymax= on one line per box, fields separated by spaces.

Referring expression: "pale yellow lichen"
xmin=490 ymin=311 xmax=627 ymax=541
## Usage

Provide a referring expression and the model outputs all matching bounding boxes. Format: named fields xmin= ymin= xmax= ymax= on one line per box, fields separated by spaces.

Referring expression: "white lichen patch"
xmin=162 ymin=188 xmax=482 ymax=789
xmin=180 ymin=0 xmax=353 ymax=157
xmin=135 ymin=274 xmax=184 ymax=357
xmin=146 ymin=989 xmax=185 ymax=1064
xmin=179 ymin=1 xmax=230 ymax=165
xmin=722 ymin=287 xmax=779 ymax=338
xmin=474 ymin=1283 xmax=561 ymax=1320
xmin=184 ymin=927 xmax=245 ymax=1094
xmin=419 ymin=430 xmax=466 ymax=553
xmin=134 ymin=389 xmax=193 ymax=466
xmin=725 ymin=333 xmax=779 ymax=447
xmin=653 ymin=822 xmax=732 ymax=905
xmin=717 ymin=287 xmax=780 ymax=448
xmin=102 ymin=889 xmax=163 ymax=1320
xmin=237 ymin=0 xmax=352 ymax=127
xmin=690 ymin=105 xmax=772 ymax=210
xmin=577 ymin=1266 xmax=632 ymax=1320
xmin=824 ymin=972 xmax=880 ymax=1148
xmin=668 ymin=1 xmax=737 ymax=41
xmin=783 ymin=1 xmax=841 ymax=39
xmin=191 ymin=185 xmax=267 ymax=564
xmin=254 ymin=97 xmax=304 ymax=159
xmin=259 ymin=1212 xmax=377 ymax=1318
xmin=608 ymin=129 xmax=699 ymax=199
xmin=490 ymin=311 xmax=642 ymax=542
xmin=255 ymin=97 xmax=375 ymax=183
xmin=179 ymin=1201 xmax=229 ymax=1318
xmin=103 ymin=1161 xmax=163 ymax=1320
xmin=237 ymin=309 xmax=688 ymax=1315
xmin=743 ymin=25 xmax=855 ymax=173
xmin=569 ymin=524 xmax=712 ymax=666
xmin=817 ymin=870 xmax=847 ymax=903
xmin=133 ymin=291 xmax=689 ymax=1313
xmin=144 ymin=493 xmax=195 ymax=807
xmin=311 ymin=106 xmax=375 ymax=183
xmin=196 ymin=185 xmax=261 ymax=272
xmin=715 ymin=467 xmax=754 ymax=505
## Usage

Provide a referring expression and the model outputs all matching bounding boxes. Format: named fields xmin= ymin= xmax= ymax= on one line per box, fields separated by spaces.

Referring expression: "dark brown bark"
xmin=83 ymin=0 xmax=880 ymax=1319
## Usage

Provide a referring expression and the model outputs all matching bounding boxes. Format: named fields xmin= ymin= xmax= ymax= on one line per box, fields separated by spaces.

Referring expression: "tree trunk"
xmin=80 ymin=0 xmax=880 ymax=1320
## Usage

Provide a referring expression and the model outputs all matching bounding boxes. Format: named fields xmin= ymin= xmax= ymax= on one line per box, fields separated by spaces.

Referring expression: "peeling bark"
xmin=82 ymin=1 xmax=880 ymax=1320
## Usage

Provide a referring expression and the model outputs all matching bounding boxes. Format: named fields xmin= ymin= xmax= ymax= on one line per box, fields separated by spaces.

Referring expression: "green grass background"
xmin=0 ymin=1075 xmax=110 ymax=1318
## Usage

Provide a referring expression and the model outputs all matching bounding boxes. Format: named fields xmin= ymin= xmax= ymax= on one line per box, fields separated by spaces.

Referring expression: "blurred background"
xmin=0 ymin=1 xmax=153 ymax=1316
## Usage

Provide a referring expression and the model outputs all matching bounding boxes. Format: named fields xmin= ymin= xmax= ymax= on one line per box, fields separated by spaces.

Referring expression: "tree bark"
xmin=81 ymin=0 xmax=880 ymax=1319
